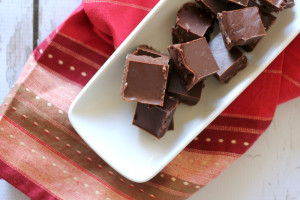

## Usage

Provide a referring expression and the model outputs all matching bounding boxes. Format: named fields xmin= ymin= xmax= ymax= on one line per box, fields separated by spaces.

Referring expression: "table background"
xmin=0 ymin=1 xmax=300 ymax=199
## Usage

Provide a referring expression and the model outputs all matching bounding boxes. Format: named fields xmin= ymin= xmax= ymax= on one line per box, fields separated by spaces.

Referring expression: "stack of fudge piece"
xmin=121 ymin=46 xmax=179 ymax=138
xmin=120 ymin=0 xmax=295 ymax=139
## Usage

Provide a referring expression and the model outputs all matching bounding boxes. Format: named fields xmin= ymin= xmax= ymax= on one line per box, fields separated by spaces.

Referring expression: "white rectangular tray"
xmin=69 ymin=0 xmax=300 ymax=183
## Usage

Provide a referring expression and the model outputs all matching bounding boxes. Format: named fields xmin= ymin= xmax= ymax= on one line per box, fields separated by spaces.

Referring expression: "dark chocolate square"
xmin=133 ymin=96 xmax=179 ymax=138
xmin=172 ymin=3 xmax=213 ymax=43
xmin=134 ymin=45 xmax=170 ymax=59
xmin=168 ymin=38 xmax=220 ymax=91
xmin=242 ymin=0 xmax=277 ymax=52
xmin=282 ymin=0 xmax=295 ymax=8
xmin=224 ymin=0 xmax=249 ymax=7
xmin=167 ymin=68 xmax=204 ymax=105
xmin=217 ymin=7 xmax=266 ymax=50
xmin=258 ymin=0 xmax=285 ymax=12
xmin=121 ymin=54 xmax=169 ymax=106
xmin=196 ymin=0 xmax=240 ymax=17
xmin=209 ymin=33 xmax=248 ymax=83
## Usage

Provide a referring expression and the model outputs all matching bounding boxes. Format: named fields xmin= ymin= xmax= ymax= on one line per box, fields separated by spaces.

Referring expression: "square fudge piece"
xmin=121 ymin=54 xmax=170 ymax=106
xmin=258 ymin=0 xmax=294 ymax=12
xmin=242 ymin=0 xmax=277 ymax=52
xmin=217 ymin=7 xmax=266 ymax=50
xmin=134 ymin=46 xmax=175 ymax=131
xmin=134 ymin=45 xmax=170 ymax=59
xmin=223 ymin=0 xmax=249 ymax=7
xmin=133 ymin=96 xmax=179 ymax=138
xmin=168 ymin=38 xmax=220 ymax=91
xmin=209 ymin=33 xmax=248 ymax=83
xmin=167 ymin=68 xmax=204 ymax=105
xmin=282 ymin=0 xmax=295 ymax=9
xmin=172 ymin=3 xmax=213 ymax=44
xmin=196 ymin=0 xmax=240 ymax=17
xmin=134 ymin=45 xmax=173 ymax=72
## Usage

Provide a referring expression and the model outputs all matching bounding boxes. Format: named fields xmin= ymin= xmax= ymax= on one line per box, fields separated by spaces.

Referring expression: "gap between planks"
xmin=33 ymin=0 xmax=39 ymax=49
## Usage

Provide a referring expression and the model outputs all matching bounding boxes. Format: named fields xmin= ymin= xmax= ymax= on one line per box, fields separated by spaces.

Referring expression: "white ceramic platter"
xmin=69 ymin=0 xmax=300 ymax=183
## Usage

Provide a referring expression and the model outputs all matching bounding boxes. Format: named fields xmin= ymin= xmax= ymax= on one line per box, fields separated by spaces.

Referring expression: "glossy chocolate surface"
xmin=258 ymin=0 xmax=285 ymax=11
xmin=132 ymin=96 xmax=179 ymax=138
xmin=121 ymin=54 xmax=169 ymax=106
xmin=282 ymin=0 xmax=295 ymax=8
xmin=225 ymin=0 xmax=249 ymax=7
xmin=172 ymin=3 xmax=213 ymax=43
xmin=242 ymin=0 xmax=277 ymax=51
xmin=134 ymin=45 xmax=170 ymax=59
xmin=217 ymin=7 xmax=266 ymax=50
xmin=168 ymin=68 xmax=204 ymax=105
xmin=209 ymin=33 xmax=248 ymax=83
xmin=168 ymin=38 xmax=220 ymax=91
xmin=258 ymin=0 xmax=295 ymax=11
xmin=196 ymin=0 xmax=233 ymax=17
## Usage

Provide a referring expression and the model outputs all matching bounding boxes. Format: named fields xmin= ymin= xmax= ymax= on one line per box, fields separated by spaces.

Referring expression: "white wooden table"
xmin=0 ymin=1 xmax=300 ymax=200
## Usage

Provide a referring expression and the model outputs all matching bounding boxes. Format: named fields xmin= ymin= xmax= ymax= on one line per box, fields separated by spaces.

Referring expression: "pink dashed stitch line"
xmin=76 ymin=150 xmax=82 ymax=155
xmin=87 ymin=157 xmax=93 ymax=162
xmin=108 ymin=171 xmax=114 ymax=176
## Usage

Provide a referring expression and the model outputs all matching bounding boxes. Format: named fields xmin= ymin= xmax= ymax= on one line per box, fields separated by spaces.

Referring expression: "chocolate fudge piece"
xmin=224 ymin=0 xmax=249 ymax=7
xmin=196 ymin=0 xmax=240 ymax=17
xmin=121 ymin=54 xmax=169 ymax=106
xmin=172 ymin=3 xmax=213 ymax=43
xmin=217 ymin=7 xmax=266 ymax=50
xmin=134 ymin=45 xmax=170 ymax=59
xmin=209 ymin=33 xmax=248 ymax=83
xmin=242 ymin=0 xmax=277 ymax=51
xmin=133 ymin=96 xmax=179 ymax=138
xmin=282 ymin=0 xmax=295 ymax=8
xmin=134 ymin=45 xmax=173 ymax=72
xmin=168 ymin=38 xmax=220 ymax=91
xmin=248 ymin=0 xmax=276 ymax=30
xmin=132 ymin=46 xmax=175 ymax=130
xmin=168 ymin=69 xmax=204 ymax=105
xmin=258 ymin=0 xmax=286 ymax=12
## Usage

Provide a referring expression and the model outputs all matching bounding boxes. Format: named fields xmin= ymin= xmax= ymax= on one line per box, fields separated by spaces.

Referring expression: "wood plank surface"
xmin=38 ymin=0 xmax=81 ymax=45
xmin=0 ymin=0 xmax=33 ymax=103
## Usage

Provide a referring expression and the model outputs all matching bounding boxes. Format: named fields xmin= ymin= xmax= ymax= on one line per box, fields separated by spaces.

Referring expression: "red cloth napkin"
xmin=0 ymin=1 xmax=299 ymax=199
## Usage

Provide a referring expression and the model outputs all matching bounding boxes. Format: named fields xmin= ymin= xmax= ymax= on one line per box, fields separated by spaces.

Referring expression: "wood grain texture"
xmin=0 ymin=180 xmax=29 ymax=200
xmin=38 ymin=0 xmax=81 ymax=45
xmin=0 ymin=0 xmax=33 ymax=103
